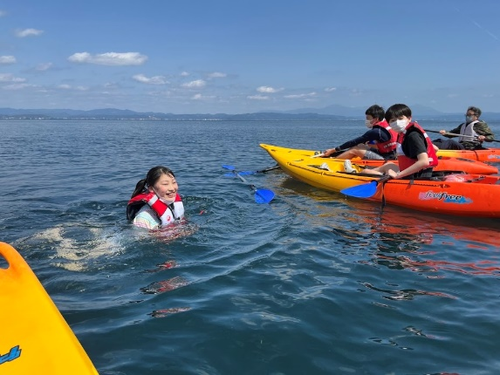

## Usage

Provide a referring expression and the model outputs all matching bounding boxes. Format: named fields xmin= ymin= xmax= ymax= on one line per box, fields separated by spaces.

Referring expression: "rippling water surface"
xmin=1 ymin=119 xmax=500 ymax=375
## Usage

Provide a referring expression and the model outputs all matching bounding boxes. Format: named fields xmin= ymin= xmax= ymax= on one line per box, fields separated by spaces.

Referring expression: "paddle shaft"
xmin=222 ymin=165 xmax=275 ymax=203
xmin=255 ymin=165 xmax=281 ymax=173
xmin=426 ymin=129 xmax=500 ymax=143
xmin=235 ymin=171 xmax=257 ymax=191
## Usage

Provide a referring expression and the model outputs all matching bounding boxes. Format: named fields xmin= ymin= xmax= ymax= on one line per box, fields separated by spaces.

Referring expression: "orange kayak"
xmin=356 ymin=174 xmax=500 ymax=217
xmin=436 ymin=148 xmax=500 ymax=163
xmin=0 ymin=242 xmax=98 ymax=375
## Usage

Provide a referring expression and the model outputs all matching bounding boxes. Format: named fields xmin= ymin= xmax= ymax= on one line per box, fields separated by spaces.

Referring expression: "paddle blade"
xmin=341 ymin=181 xmax=378 ymax=199
xmin=222 ymin=165 xmax=235 ymax=171
xmin=238 ymin=171 xmax=254 ymax=176
xmin=255 ymin=189 xmax=275 ymax=204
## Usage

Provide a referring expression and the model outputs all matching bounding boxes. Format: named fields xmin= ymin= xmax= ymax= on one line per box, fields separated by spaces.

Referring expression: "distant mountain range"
xmin=1 ymin=105 xmax=499 ymax=120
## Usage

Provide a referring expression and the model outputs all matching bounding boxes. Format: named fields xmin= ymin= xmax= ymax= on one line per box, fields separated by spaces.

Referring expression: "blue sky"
xmin=1 ymin=0 xmax=499 ymax=114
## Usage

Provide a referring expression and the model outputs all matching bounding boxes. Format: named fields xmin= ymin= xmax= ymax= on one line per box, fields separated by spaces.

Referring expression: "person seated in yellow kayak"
xmin=350 ymin=103 xmax=438 ymax=179
xmin=433 ymin=106 xmax=494 ymax=150
xmin=127 ymin=166 xmax=185 ymax=229
xmin=322 ymin=104 xmax=397 ymax=160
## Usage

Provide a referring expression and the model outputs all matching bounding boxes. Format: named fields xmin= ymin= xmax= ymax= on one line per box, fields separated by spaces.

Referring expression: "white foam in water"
xmin=30 ymin=224 xmax=124 ymax=272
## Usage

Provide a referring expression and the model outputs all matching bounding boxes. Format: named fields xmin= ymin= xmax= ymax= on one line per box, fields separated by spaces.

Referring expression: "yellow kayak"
xmin=0 ymin=242 xmax=98 ymax=374
xmin=259 ymin=144 xmax=498 ymax=174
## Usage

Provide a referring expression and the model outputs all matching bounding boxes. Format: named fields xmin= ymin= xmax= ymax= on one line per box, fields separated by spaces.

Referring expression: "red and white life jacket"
xmin=127 ymin=192 xmax=184 ymax=226
xmin=373 ymin=119 xmax=398 ymax=154
xmin=397 ymin=122 xmax=438 ymax=171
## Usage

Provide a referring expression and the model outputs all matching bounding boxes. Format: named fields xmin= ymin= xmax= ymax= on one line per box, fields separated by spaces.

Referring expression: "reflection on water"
xmin=276 ymin=174 xmax=500 ymax=278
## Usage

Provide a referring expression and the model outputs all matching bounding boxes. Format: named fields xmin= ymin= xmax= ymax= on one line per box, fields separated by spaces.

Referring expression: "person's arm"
xmin=474 ymin=121 xmax=495 ymax=142
xmin=394 ymin=153 xmax=430 ymax=179
xmin=337 ymin=130 xmax=379 ymax=150
xmin=388 ymin=132 xmax=429 ymax=179
xmin=440 ymin=124 xmax=462 ymax=138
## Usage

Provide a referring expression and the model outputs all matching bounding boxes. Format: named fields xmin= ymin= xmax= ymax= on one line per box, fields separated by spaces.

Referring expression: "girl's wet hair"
xmin=385 ymin=104 xmax=412 ymax=122
xmin=131 ymin=166 xmax=175 ymax=198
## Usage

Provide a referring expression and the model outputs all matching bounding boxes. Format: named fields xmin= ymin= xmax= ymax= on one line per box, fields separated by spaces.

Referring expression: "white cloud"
xmin=247 ymin=94 xmax=269 ymax=100
xmin=324 ymin=87 xmax=337 ymax=92
xmin=133 ymin=74 xmax=168 ymax=85
xmin=208 ymin=72 xmax=227 ymax=79
xmin=192 ymin=93 xmax=215 ymax=100
xmin=180 ymin=71 xmax=190 ymax=77
xmin=57 ymin=84 xmax=88 ymax=91
xmin=284 ymin=92 xmax=317 ymax=99
xmin=15 ymin=28 xmax=44 ymax=38
xmin=0 ymin=55 xmax=16 ymax=64
xmin=257 ymin=86 xmax=283 ymax=93
xmin=182 ymin=79 xmax=206 ymax=88
xmin=36 ymin=62 xmax=53 ymax=71
xmin=3 ymin=83 xmax=33 ymax=90
xmin=0 ymin=73 xmax=26 ymax=83
xmin=68 ymin=52 xmax=148 ymax=66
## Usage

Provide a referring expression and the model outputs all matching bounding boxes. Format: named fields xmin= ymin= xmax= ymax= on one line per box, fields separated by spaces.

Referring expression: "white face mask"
xmin=365 ymin=119 xmax=374 ymax=128
xmin=390 ymin=118 xmax=409 ymax=133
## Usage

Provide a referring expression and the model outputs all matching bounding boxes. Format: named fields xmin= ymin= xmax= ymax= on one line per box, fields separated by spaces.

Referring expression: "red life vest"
xmin=127 ymin=192 xmax=184 ymax=226
xmin=397 ymin=122 xmax=438 ymax=171
xmin=373 ymin=119 xmax=397 ymax=154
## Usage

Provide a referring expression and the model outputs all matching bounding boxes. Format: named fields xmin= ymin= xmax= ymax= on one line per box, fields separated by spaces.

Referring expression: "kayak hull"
xmin=0 ymin=243 xmax=98 ymax=375
xmin=260 ymin=143 xmax=500 ymax=217
xmin=436 ymin=148 xmax=500 ymax=163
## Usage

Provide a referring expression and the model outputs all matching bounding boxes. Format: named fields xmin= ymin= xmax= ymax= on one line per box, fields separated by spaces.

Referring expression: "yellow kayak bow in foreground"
xmin=0 ymin=242 xmax=98 ymax=374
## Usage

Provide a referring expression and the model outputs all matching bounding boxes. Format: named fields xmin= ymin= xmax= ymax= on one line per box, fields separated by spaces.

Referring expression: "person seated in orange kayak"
xmin=351 ymin=103 xmax=438 ymax=179
xmin=127 ymin=166 xmax=185 ymax=229
xmin=322 ymin=104 xmax=397 ymax=160
xmin=433 ymin=106 xmax=495 ymax=150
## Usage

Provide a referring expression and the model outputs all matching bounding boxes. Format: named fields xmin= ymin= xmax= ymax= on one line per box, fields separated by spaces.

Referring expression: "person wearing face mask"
xmin=127 ymin=166 xmax=185 ymax=229
xmin=360 ymin=103 xmax=438 ymax=179
xmin=322 ymin=104 xmax=397 ymax=160
xmin=433 ymin=106 xmax=494 ymax=150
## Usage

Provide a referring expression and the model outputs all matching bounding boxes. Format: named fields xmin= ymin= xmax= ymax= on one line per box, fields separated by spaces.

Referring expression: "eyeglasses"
xmin=466 ymin=113 xmax=477 ymax=117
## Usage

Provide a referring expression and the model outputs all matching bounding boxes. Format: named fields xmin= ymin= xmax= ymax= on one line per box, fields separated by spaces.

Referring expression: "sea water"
xmin=1 ymin=118 xmax=500 ymax=375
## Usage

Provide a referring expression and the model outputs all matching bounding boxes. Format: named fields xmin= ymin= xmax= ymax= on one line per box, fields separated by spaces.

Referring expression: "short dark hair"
xmin=385 ymin=104 xmax=412 ymax=122
xmin=365 ymin=104 xmax=385 ymax=121
xmin=467 ymin=106 xmax=481 ymax=117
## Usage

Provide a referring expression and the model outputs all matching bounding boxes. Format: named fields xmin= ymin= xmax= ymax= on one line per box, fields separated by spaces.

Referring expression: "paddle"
xmin=222 ymin=165 xmax=275 ymax=203
xmin=340 ymin=175 xmax=391 ymax=199
xmin=223 ymin=164 xmax=280 ymax=177
xmin=426 ymin=129 xmax=500 ymax=143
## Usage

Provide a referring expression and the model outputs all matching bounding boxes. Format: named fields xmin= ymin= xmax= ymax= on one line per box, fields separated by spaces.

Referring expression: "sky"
xmin=1 ymin=0 xmax=499 ymax=114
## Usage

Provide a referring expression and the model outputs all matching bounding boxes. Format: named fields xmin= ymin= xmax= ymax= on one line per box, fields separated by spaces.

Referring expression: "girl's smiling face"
xmin=149 ymin=173 xmax=178 ymax=202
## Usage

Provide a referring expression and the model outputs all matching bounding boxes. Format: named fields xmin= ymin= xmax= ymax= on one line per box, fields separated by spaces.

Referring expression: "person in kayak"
xmin=127 ymin=166 xmax=185 ymax=229
xmin=322 ymin=104 xmax=397 ymax=160
xmin=433 ymin=106 xmax=494 ymax=150
xmin=353 ymin=103 xmax=438 ymax=179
